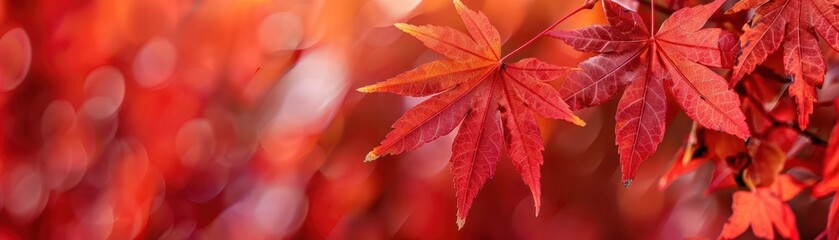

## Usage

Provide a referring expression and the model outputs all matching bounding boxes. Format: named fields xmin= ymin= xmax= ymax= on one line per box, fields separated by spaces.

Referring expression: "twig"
xmin=754 ymin=65 xmax=792 ymax=84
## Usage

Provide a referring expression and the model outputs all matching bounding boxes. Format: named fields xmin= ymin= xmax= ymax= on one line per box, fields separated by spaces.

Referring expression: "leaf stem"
xmin=499 ymin=0 xmax=598 ymax=62
xmin=638 ymin=0 xmax=673 ymax=15
xmin=650 ymin=0 xmax=655 ymax=35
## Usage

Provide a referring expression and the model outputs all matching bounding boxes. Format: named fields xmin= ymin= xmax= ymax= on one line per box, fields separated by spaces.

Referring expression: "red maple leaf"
xmin=726 ymin=0 xmax=839 ymax=129
xmin=720 ymin=174 xmax=806 ymax=240
xmin=358 ymin=0 xmax=586 ymax=228
xmin=549 ymin=0 xmax=750 ymax=184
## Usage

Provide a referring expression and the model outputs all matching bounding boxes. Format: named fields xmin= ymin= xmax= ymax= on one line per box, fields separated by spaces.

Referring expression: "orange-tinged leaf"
xmin=706 ymin=128 xmax=747 ymax=160
xmin=726 ymin=0 xmax=839 ymax=129
xmin=453 ymin=0 xmax=501 ymax=60
xmin=365 ymin=81 xmax=478 ymax=162
xmin=358 ymin=59 xmax=494 ymax=97
xmin=394 ymin=23 xmax=494 ymax=62
xmin=720 ymin=175 xmax=805 ymax=240
xmin=504 ymin=58 xmax=572 ymax=82
xmin=550 ymin=0 xmax=749 ymax=183
xmin=745 ymin=142 xmax=786 ymax=188
xmin=359 ymin=0 xmax=583 ymax=228
xmin=721 ymin=191 xmax=797 ymax=240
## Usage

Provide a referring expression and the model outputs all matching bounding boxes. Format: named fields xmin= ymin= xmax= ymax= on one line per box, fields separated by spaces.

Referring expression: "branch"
xmin=754 ymin=65 xmax=792 ymax=84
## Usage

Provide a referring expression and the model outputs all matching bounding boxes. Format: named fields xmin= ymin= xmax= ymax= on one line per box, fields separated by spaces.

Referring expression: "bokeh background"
xmin=0 ymin=0 xmax=836 ymax=239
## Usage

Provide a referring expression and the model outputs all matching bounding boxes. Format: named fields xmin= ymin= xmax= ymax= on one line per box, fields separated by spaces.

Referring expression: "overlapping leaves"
xmin=361 ymin=0 xmax=839 ymax=236
xmin=726 ymin=0 xmax=839 ymax=129
xmin=549 ymin=0 xmax=750 ymax=184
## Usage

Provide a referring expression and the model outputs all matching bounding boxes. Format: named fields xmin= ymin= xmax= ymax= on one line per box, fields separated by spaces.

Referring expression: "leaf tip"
xmin=623 ymin=179 xmax=633 ymax=188
xmin=394 ymin=23 xmax=412 ymax=32
xmin=364 ymin=151 xmax=379 ymax=162
xmin=356 ymin=85 xmax=375 ymax=93
xmin=797 ymin=115 xmax=810 ymax=130
xmin=453 ymin=0 xmax=464 ymax=8
xmin=571 ymin=115 xmax=587 ymax=127
xmin=456 ymin=217 xmax=466 ymax=230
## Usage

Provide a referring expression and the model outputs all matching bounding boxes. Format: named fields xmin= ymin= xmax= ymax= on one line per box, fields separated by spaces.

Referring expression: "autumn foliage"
xmin=1 ymin=0 xmax=839 ymax=239
xmin=360 ymin=0 xmax=839 ymax=238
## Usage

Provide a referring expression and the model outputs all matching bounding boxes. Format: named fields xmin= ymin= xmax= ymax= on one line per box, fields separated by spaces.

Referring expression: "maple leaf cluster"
xmin=360 ymin=0 xmax=839 ymax=238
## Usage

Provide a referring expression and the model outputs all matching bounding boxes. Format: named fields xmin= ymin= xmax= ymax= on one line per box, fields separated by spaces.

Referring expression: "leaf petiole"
xmin=499 ymin=0 xmax=598 ymax=62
